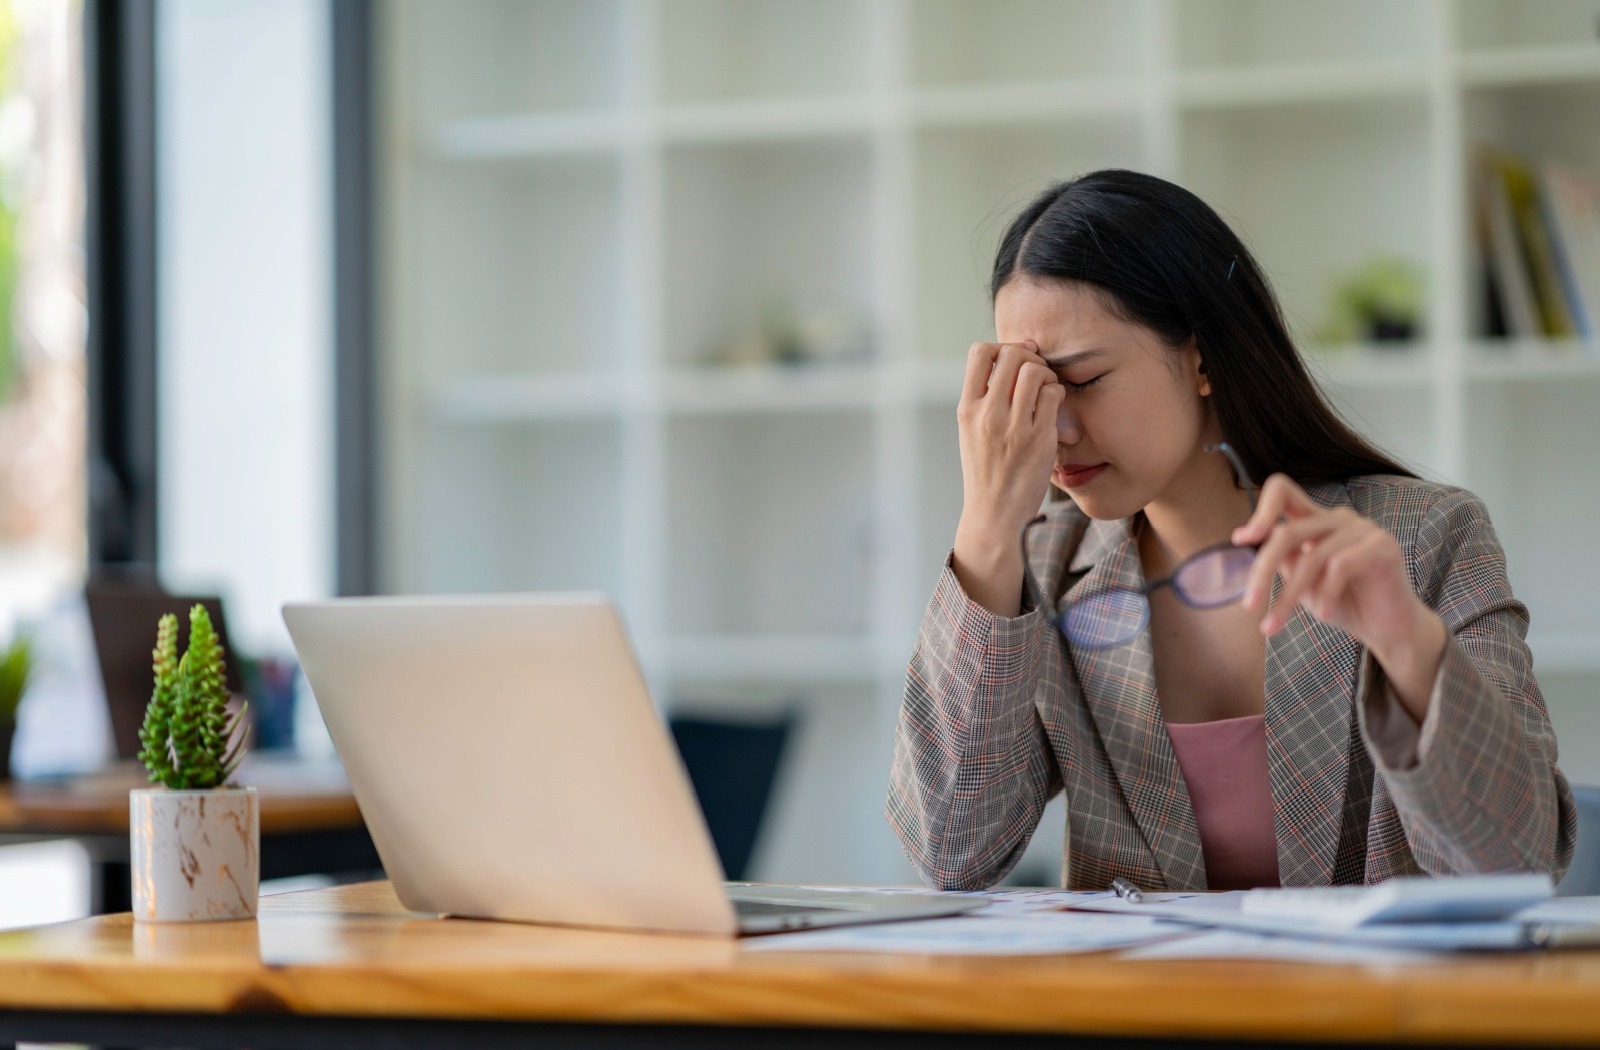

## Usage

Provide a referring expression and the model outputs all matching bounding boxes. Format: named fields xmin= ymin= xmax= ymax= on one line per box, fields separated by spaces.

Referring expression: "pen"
xmin=1109 ymin=878 xmax=1144 ymax=904
xmin=1523 ymin=922 xmax=1600 ymax=949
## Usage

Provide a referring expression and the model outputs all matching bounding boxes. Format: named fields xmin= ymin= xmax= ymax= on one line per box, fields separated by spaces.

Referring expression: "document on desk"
xmin=1075 ymin=892 xmax=1600 ymax=951
xmin=1118 ymin=929 xmax=1445 ymax=966
xmin=743 ymin=911 xmax=1188 ymax=955
xmin=790 ymin=885 xmax=1115 ymax=915
xmin=1516 ymin=896 xmax=1600 ymax=926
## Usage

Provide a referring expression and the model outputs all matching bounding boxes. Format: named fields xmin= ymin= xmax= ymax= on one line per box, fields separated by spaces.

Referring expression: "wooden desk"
xmin=0 ymin=882 xmax=1599 ymax=1049
xmin=0 ymin=762 xmax=379 ymax=912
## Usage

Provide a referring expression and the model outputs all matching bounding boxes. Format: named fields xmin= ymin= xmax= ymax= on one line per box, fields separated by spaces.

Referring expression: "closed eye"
xmin=1063 ymin=374 xmax=1104 ymax=392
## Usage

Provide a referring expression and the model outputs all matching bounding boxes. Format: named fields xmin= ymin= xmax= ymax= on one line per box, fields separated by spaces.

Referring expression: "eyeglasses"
xmin=1022 ymin=442 xmax=1258 ymax=650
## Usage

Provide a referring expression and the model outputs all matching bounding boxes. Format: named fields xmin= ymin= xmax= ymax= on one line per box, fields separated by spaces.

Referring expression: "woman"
xmin=888 ymin=169 xmax=1575 ymax=892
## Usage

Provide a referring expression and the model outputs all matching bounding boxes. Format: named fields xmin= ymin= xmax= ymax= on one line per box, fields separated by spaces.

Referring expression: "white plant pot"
xmin=130 ymin=786 xmax=260 ymax=922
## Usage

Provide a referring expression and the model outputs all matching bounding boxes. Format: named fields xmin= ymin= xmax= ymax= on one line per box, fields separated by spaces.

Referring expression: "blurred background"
xmin=2 ymin=0 xmax=1600 ymax=927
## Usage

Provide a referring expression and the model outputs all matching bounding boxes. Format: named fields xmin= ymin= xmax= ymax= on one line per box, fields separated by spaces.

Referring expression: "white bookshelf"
xmin=379 ymin=0 xmax=1600 ymax=883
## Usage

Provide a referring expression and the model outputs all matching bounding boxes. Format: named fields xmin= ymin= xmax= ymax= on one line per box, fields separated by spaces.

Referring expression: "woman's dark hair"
xmin=991 ymin=169 xmax=1414 ymax=486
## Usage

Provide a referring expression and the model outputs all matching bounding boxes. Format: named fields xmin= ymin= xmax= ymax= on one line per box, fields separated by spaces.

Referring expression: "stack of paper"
xmin=1237 ymin=874 xmax=1552 ymax=927
xmin=742 ymin=884 xmax=1600 ymax=961
xmin=1073 ymin=886 xmax=1600 ymax=951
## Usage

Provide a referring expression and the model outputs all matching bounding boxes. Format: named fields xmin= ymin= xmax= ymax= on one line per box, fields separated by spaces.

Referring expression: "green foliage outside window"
xmin=0 ymin=632 xmax=30 ymax=726
xmin=138 ymin=605 xmax=250 ymax=790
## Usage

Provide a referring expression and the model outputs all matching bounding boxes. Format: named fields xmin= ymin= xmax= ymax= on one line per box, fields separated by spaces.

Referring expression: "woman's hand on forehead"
xmin=950 ymin=339 xmax=1066 ymax=617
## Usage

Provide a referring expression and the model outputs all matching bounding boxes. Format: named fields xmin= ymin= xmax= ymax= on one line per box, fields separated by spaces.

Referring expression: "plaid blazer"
xmin=888 ymin=474 xmax=1577 ymax=890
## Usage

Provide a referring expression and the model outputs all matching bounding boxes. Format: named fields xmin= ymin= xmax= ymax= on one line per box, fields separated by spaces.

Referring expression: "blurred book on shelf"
xmin=1542 ymin=161 xmax=1600 ymax=343
xmin=1473 ymin=144 xmax=1600 ymax=348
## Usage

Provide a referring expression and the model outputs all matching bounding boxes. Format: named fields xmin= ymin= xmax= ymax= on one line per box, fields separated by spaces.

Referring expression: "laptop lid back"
xmin=86 ymin=587 xmax=242 ymax=759
xmin=282 ymin=593 xmax=736 ymax=935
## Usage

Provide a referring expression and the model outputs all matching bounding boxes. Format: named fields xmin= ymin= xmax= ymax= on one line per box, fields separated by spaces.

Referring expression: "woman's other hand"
xmin=951 ymin=341 xmax=1064 ymax=617
xmin=1234 ymin=474 xmax=1447 ymax=721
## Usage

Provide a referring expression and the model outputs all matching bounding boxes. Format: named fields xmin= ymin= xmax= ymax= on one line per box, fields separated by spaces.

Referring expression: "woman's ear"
xmin=1184 ymin=339 xmax=1211 ymax=397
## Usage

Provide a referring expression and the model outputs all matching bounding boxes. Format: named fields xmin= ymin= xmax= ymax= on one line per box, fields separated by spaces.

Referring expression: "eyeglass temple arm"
xmin=1016 ymin=441 xmax=1249 ymax=618
xmin=1205 ymin=441 xmax=1258 ymax=512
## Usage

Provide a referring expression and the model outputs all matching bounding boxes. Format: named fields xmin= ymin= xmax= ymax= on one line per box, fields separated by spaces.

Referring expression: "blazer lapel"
xmin=1264 ymin=480 xmax=1366 ymax=885
xmin=1055 ymin=515 xmax=1206 ymax=891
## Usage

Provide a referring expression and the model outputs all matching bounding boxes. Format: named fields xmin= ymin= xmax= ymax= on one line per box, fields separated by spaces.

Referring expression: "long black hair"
xmin=991 ymin=169 xmax=1414 ymax=486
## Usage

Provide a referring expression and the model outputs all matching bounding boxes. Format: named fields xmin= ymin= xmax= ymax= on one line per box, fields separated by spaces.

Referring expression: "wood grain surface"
xmin=0 ymin=773 xmax=362 ymax=835
xmin=0 ymin=882 xmax=1598 ymax=1044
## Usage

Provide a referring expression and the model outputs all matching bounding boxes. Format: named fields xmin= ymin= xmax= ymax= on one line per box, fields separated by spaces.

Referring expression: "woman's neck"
xmin=1136 ymin=450 xmax=1255 ymax=580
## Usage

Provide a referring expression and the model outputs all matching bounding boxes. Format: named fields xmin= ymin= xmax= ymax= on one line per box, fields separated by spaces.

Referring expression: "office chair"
xmin=1557 ymin=785 xmax=1600 ymax=896
xmin=668 ymin=713 xmax=794 ymax=882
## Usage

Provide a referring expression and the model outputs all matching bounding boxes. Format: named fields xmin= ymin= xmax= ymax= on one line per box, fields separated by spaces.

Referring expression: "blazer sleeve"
xmin=886 ymin=553 xmax=1062 ymax=890
xmin=1355 ymin=487 xmax=1578 ymax=881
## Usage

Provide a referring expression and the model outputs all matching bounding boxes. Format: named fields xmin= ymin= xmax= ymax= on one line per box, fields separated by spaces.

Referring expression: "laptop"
xmin=281 ymin=593 xmax=983 ymax=936
xmin=86 ymin=584 xmax=243 ymax=760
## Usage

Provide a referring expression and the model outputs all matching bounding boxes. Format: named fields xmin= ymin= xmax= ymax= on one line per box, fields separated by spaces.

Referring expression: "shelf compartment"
xmin=1462 ymin=80 xmax=1600 ymax=340
xmin=1458 ymin=44 xmax=1600 ymax=87
xmin=1175 ymin=0 xmax=1433 ymax=71
xmin=1464 ymin=79 xmax=1600 ymax=170
xmin=659 ymin=0 xmax=874 ymax=104
xmin=910 ymin=0 xmax=1144 ymax=89
xmin=1180 ymin=97 xmax=1432 ymax=353
xmin=407 ymin=0 xmax=623 ymax=122
xmin=663 ymin=137 xmax=875 ymax=368
xmin=413 ymin=154 xmax=622 ymax=382
xmin=912 ymin=80 xmax=1144 ymax=128
xmin=659 ymin=96 xmax=877 ymax=145
xmin=1457 ymin=0 xmax=1600 ymax=52
xmin=427 ymin=112 xmax=628 ymax=161
xmin=914 ymin=117 xmax=1145 ymax=363
xmin=1302 ymin=345 xmax=1436 ymax=389
xmin=915 ymin=405 xmax=964 ymax=597
xmin=665 ymin=413 xmax=875 ymax=636
xmin=913 ymin=359 xmax=966 ymax=405
xmin=1318 ymin=385 xmax=1440 ymax=479
xmin=1461 ymin=384 xmax=1600 ymax=648
xmin=1175 ymin=59 xmax=1431 ymax=110
xmin=407 ymin=420 xmax=623 ymax=596
xmin=663 ymin=363 xmax=879 ymax=415
xmin=662 ymin=634 xmax=876 ymax=685
xmin=1467 ymin=339 xmax=1600 ymax=380
xmin=431 ymin=372 xmax=627 ymax=422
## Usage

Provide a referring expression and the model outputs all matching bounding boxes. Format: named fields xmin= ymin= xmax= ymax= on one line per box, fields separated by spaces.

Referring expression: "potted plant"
xmin=0 ymin=635 xmax=31 ymax=781
xmin=1320 ymin=256 xmax=1426 ymax=346
xmin=130 ymin=604 xmax=257 ymax=922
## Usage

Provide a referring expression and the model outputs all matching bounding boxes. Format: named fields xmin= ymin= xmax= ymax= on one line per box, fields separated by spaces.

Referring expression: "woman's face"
xmin=993 ymin=276 xmax=1216 ymax=521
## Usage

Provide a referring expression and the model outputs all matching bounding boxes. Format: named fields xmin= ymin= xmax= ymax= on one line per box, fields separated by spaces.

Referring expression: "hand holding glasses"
xmin=1023 ymin=442 xmax=1258 ymax=650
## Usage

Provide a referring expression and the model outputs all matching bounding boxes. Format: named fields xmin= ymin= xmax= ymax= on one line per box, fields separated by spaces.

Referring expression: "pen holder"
xmin=130 ymin=787 xmax=260 ymax=922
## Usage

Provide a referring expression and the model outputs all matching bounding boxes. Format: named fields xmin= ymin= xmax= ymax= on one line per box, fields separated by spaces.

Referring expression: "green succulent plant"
xmin=0 ymin=634 xmax=31 ymax=727
xmin=1320 ymin=256 xmax=1426 ymax=345
xmin=137 ymin=605 xmax=249 ymax=790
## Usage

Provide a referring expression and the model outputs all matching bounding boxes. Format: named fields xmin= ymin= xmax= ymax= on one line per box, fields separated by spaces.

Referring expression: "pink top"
xmin=1164 ymin=713 xmax=1280 ymax=891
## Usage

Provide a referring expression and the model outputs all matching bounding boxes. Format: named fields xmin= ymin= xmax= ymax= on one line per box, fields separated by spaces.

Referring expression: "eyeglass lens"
xmin=1062 ymin=546 xmax=1258 ymax=648
xmin=1061 ymin=589 xmax=1149 ymax=649
xmin=1044 ymin=441 xmax=1259 ymax=650
xmin=1170 ymin=544 xmax=1255 ymax=609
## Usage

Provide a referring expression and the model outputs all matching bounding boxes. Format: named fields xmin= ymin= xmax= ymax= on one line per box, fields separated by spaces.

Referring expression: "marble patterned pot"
xmin=130 ymin=787 xmax=259 ymax=922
